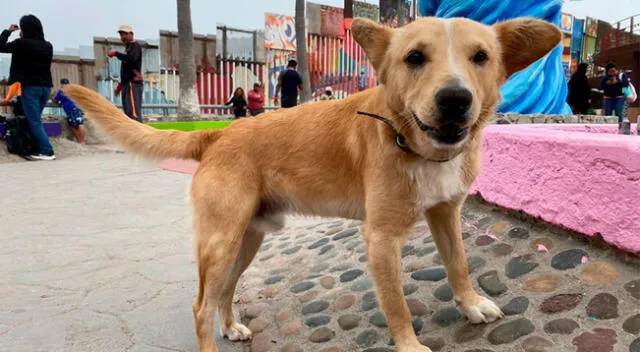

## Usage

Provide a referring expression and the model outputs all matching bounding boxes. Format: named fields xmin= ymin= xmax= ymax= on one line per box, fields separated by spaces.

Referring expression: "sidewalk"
xmin=0 ymin=153 xmax=638 ymax=352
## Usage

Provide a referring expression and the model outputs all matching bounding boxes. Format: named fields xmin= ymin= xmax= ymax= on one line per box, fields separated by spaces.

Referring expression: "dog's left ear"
xmin=351 ymin=18 xmax=393 ymax=83
xmin=493 ymin=18 xmax=562 ymax=79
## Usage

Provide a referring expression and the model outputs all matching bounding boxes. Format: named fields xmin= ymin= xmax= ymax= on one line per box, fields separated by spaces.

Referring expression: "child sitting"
xmin=52 ymin=78 xmax=86 ymax=144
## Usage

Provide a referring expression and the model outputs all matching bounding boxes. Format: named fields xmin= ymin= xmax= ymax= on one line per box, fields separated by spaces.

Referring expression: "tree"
xmin=295 ymin=0 xmax=312 ymax=103
xmin=176 ymin=0 xmax=200 ymax=120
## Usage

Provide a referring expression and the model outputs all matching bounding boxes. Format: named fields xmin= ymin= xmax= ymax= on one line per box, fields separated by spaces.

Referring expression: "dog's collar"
xmin=356 ymin=111 xmax=455 ymax=163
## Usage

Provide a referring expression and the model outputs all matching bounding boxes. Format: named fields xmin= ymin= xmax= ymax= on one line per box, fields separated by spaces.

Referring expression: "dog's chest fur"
xmin=408 ymin=155 xmax=467 ymax=210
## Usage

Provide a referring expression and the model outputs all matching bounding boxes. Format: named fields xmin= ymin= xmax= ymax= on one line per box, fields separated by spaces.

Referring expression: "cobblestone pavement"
xmin=1 ymin=154 xmax=639 ymax=352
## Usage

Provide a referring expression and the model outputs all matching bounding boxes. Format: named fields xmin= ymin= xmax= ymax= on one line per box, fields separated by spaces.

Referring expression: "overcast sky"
xmin=0 ymin=0 xmax=637 ymax=51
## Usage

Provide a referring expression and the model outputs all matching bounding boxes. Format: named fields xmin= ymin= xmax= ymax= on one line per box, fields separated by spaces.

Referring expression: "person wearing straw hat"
xmin=108 ymin=24 xmax=143 ymax=122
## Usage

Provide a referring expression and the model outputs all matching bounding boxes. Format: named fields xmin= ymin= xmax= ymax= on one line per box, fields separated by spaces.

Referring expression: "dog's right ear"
xmin=351 ymin=18 xmax=393 ymax=83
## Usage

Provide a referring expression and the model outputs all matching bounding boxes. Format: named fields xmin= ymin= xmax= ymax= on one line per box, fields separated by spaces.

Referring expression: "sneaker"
xmin=29 ymin=153 xmax=56 ymax=161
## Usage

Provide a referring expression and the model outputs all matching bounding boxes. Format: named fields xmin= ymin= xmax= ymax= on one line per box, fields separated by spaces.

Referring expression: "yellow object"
xmin=4 ymin=82 xmax=21 ymax=101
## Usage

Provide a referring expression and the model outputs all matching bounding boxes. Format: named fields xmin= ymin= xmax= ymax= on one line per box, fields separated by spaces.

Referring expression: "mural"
xmin=585 ymin=17 xmax=598 ymax=37
xmin=418 ymin=0 xmax=571 ymax=114
xmin=264 ymin=13 xmax=297 ymax=51
xmin=560 ymin=13 xmax=573 ymax=33
xmin=321 ymin=5 xmax=344 ymax=37
xmin=380 ymin=0 xmax=413 ymax=27
xmin=353 ymin=1 xmax=380 ymax=22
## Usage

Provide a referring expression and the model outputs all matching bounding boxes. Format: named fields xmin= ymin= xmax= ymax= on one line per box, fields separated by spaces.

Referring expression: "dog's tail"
xmin=62 ymin=84 xmax=220 ymax=161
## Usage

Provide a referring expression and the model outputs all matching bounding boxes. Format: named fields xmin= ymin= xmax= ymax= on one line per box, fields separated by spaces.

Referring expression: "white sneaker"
xmin=29 ymin=153 xmax=56 ymax=161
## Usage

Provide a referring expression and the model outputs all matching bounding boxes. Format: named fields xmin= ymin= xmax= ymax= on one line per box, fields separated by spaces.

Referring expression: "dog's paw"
xmin=458 ymin=297 xmax=504 ymax=324
xmin=397 ymin=345 xmax=432 ymax=352
xmin=222 ymin=322 xmax=252 ymax=341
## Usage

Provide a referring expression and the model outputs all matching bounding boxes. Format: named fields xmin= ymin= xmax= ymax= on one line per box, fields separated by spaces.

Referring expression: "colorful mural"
xmin=353 ymin=1 xmax=380 ymax=22
xmin=585 ymin=17 xmax=598 ymax=37
xmin=321 ymin=5 xmax=344 ymax=37
xmin=561 ymin=12 xmax=573 ymax=33
xmin=264 ymin=13 xmax=297 ymax=51
xmin=419 ymin=0 xmax=571 ymax=114
xmin=380 ymin=0 xmax=413 ymax=27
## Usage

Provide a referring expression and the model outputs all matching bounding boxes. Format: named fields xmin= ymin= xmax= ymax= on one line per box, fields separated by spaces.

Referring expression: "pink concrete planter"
xmin=472 ymin=124 xmax=640 ymax=255
xmin=158 ymin=123 xmax=640 ymax=255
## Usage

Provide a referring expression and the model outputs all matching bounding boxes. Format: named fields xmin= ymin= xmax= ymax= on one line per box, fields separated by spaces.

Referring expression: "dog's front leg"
xmin=425 ymin=202 xmax=504 ymax=324
xmin=365 ymin=224 xmax=432 ymax=352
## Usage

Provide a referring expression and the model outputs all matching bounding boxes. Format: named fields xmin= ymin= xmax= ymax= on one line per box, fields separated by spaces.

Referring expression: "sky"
xmin=0 ymin=0 xmax=638 ymax=53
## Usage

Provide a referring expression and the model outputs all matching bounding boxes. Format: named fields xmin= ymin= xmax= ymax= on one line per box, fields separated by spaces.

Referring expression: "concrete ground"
xmin=1 ymin=153 xmax=639 ymax=352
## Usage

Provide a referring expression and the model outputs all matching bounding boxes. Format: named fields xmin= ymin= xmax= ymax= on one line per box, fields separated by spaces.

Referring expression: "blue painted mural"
xmin=418 ymin=0 xmax=571 ymax=114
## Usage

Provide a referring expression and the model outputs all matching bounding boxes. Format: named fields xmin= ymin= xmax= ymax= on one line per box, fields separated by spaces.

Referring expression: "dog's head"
xmin=352 ymin=17 xmax=561 ymax=159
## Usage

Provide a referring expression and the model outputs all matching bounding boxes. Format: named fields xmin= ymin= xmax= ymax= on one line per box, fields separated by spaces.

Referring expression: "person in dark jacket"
xmin=0 ymin=14 xmax=55 ymax=160
xmin=599 ymin=62 xmax=629 ymax=123
xmin=225 ymin=87 xmax=248 ymax=118
xmin=567 ymin=63 xmax=591 ymax=115
xmin=109 ymin=25 xmax=143 ymax=122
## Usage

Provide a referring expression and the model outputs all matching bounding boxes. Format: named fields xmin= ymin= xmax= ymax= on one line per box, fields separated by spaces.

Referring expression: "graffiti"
xmin=353 ymin=1 xmax=379 ymax=22
xmin=380 ymin=0 xmax=413 ymax=27
xmin=419 ymin=0 xmax=571 ymax=114
xmin=560 ymin=13 xmax=573 ymax=33
xmin=265 ymin=13 xmax=296 ymax=51
xmin=321 ymin=5 xmax=344 ymax=37
xmin=585 ymin=17 xmax=598 ymax=37
xmin=307 ymin=2 xmax=322 ymax=35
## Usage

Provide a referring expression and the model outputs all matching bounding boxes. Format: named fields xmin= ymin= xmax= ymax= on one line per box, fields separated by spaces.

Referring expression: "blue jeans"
xmin=604 ymin=97 xmax=626 ymax=123
xmin=21 ymin=86 xmax=54 ymax=155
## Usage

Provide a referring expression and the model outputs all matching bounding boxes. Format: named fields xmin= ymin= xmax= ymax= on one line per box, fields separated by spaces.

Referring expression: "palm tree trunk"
xmin=295 ymin=0 xmax=312 ymax=103
xmin=177 ymin=0 xmax=200 ymax=121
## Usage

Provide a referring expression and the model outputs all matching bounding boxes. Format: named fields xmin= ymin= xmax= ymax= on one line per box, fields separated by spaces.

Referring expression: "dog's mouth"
xmin=412 ymin=113 xmax=469 ymax=146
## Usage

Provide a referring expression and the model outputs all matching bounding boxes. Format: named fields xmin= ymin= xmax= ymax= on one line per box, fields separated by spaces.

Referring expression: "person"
xmin=599 ymin=62 xmax=629 ymax=124
xmin=247 ymin=82 xmax=265 ymax=116
xmin=274 ymin=59 xmax=303 ymax=108
xmin=320 ymin=86 xmax=336 ymax=101
xmin=567 ymin=63 xmax=590 ymax=115
xmin=225 ymin=87 xmax=247 ymax=118
xmin=52 ymin=78 xmax=86 ymax=144
xmin=0 ymin=15 xmax=55 ymax=160
xmin=109 ymin=25 xmax=143 ymax=122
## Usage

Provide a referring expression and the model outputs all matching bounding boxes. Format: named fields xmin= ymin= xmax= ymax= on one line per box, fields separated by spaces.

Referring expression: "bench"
xmin=0 ymin=121 xmax=62 ymax=138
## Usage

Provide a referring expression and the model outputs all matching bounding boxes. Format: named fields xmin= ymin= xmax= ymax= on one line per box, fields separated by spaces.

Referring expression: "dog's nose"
xmin=435 ymin=86 xmax=473 ymax=120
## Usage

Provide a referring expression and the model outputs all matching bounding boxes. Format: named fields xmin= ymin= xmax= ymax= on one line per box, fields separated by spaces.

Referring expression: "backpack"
xmin=4 ymin=116 xmax=39 ymax=156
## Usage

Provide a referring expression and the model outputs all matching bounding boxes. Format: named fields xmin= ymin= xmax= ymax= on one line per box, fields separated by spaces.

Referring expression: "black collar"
xmin=356 ymin=111 xmax=457 ymax=163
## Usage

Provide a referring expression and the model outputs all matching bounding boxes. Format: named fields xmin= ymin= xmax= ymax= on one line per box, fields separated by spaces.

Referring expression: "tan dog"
xmin=62 ymin=16 xmax=560 ymax=352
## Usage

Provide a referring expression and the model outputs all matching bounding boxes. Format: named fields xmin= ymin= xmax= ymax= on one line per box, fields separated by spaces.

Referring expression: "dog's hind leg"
xmin=217 ymin=224 xmax=265 ymax=341
xmin=425 ymin=202 xmax=503 ymax=324
xmin=190 ymin=172 xmax=259 ymax=352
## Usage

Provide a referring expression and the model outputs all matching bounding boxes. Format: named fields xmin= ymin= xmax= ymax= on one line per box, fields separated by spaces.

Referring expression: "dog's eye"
xmin=472 ymin=50 xmax=488 ymax=65
xmin=405 ymin=50 xmax=426 ymax=67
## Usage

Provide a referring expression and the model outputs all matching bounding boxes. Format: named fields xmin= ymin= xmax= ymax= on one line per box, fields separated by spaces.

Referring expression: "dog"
xmin=62 ymin=16 xmax=561 ymax=352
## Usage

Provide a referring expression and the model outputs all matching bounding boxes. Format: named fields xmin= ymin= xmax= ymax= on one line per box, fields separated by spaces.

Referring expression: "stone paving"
xmin=1 ymin=153 xmax=639 ymax=352
xmin=238 ymin=202 xmax=640 ymax=352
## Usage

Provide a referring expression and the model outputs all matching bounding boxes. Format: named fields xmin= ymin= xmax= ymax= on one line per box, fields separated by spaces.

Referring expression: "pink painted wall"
xmin=471 ymin=124 xmax=640 ymax=254
xmin=158 ymin=123 xmax=640 ymax=254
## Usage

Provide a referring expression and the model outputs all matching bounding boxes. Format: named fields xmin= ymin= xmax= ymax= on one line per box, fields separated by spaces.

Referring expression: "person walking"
xmin=109 ymin=25 xmax=144 ymax=122
xmin=567 ymin=63 xmax=591 ymax=115
xmin=247 ymin=82 xmax=265 ymax=116
xmin=0 ymin=14 xmax=55 ymax=160
xmin=599 ymin=62 xmax=629 ymax=125
xmin=274 ymin=59 xmax=303 ymax=108
xmin=225 ymin=87 xmax=247 ymax=118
